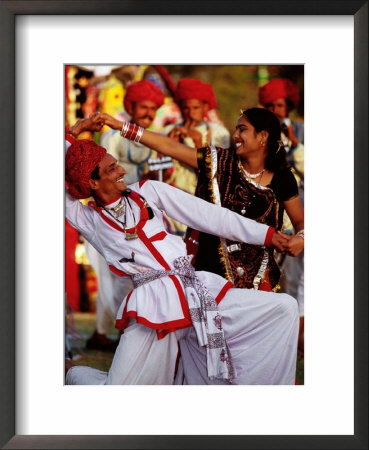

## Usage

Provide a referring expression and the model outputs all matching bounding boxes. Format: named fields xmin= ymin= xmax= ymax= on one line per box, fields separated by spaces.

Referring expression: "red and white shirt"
xmin=66 ymin=180 xmax=273 ymax=338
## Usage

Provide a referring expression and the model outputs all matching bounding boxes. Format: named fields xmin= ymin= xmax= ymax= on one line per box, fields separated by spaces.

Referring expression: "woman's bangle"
xmin=120 ymin=122 xmax=144 ymax=143
xmin=296 ymin=229 xmax=304 ymax=239
xmin=120 ymin=121 xmax=129 ymax=137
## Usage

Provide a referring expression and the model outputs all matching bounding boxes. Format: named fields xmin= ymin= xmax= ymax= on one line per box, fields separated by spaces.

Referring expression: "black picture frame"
xmin=1 ymin=1 xmax=367 ymax=449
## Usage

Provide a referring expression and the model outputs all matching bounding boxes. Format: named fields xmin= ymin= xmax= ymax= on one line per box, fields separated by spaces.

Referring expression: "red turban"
xmin=65 ymin=139 xmax=106 ymax=199
xmin=258 ymin=79 xmax=300 ymax=109
xmin=175 ymin=78 xmax=217 ymax=110
xmin=123 ymin=80 xmax=165 ymax=112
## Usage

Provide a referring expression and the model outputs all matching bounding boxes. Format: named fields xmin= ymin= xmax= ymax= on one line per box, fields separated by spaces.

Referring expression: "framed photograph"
xmin=1 ymin=1 xmax=367 ymax=449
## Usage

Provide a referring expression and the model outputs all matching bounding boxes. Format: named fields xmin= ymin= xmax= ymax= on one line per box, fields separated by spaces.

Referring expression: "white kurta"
xmin=66 ymin=180 xmax=270 ymax=330
xmin=65 ymin=180 xmax=298 ymax=385
xmin=84 ymin=241 xmax=133 ymax=334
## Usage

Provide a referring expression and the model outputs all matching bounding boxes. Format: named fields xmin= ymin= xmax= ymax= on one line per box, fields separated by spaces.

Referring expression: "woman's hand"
xmin=284 ymin=234 xmax=304 ymax=256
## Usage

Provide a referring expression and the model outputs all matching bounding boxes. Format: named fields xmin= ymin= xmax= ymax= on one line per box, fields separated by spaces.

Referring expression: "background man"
xmin=101 ymin=79 xmax=165 ymax=185
xmin=163 ymin=78 xmax=230 ymax=235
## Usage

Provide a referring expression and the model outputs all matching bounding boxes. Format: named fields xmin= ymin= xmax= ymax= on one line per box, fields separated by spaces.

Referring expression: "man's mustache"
xmin=138 ymin=115 xmax=155 ymax=121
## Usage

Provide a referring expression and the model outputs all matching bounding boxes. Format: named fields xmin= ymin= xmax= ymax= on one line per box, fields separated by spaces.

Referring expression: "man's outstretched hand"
xmin=68 ymin=112 xmax=106 ymax=137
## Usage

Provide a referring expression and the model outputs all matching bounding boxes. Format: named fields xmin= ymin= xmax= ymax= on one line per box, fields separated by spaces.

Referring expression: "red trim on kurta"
xmin=104 ymin=196 xmax=122 ymax=206
xmin=215 ymin=281 xmax=233 ymax=304
xmin=87 ymin=200 xmax=99 ymax=211
xmin=168 ymin=275 xmax=190 ymax=317
xmin=99 ymin=212 xmax=134 ymax=233
xmin=116 ymin=289 xmax=190 ymax=340
xmin=136 ymin=228 xmax=171 ymax=270
xmin=109 ymin=265 xmax=130 ymax=277
xmin=149 ymin=231 xmax=167 ymax=242
xmin=113 ymin=212 xmax=191 ymax=336
xmin=264 ymin=227 xmax=275 ymax=247
xmin=115 ymin=290 xmax=133 ymax=330
xmin=115 ymin=310 xmax=192 ymax=340
xmin=139 ymin=179 xmax=148 ymax=188
xmin=98 ymin=191 xmax=149 ymax=234
xmin=135 ymin=227 xmax=191 ymax=325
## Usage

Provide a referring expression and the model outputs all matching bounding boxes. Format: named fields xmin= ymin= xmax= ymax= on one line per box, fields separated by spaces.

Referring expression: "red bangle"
xmin=121 ymin=122 xmax=143 ymax=143
xmin=126 ymin=123 xmax=135 ymax=140
xmin=264 ymin=227 xmax=275 ymax=247
xmin=131 ymin=124 xmax=139 ymax=141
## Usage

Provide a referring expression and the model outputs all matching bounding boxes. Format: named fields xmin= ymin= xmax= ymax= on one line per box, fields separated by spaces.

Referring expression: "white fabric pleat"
xmin=175 ymin=289 xmax=299 ymax=385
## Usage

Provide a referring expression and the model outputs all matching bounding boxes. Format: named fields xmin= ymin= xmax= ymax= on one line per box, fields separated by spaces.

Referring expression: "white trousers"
xmin=175 ymin=289 xmax=298 ymax=385
xmin=66 ymin=289 xmax=298 ymax=385
xmin=66 ymin=319 xmax=180 ymax=385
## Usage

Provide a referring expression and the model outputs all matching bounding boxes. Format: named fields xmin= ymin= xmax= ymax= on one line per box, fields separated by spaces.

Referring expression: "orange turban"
xmin=65 ymin=139 xmax=106 ymax=199
xmin=123 ymin=80 xmax=165 ymax=111
xmin=258 ymin=79 xmax=300 ymax=109
xmin=175 ymin=78 xmax=217 ymax=110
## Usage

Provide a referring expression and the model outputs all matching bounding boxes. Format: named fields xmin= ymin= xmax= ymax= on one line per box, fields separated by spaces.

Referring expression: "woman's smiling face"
xmin=233 ymin=115 xmax=264 ymax=158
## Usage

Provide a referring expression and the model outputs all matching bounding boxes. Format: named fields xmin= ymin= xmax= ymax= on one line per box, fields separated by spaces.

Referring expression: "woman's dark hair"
xmin=242 ymin=107 xmax=288 ymax=172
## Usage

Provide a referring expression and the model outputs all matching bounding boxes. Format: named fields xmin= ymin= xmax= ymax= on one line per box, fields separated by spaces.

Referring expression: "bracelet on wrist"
xmin=120 ymin=121 xmax=144 ymax=143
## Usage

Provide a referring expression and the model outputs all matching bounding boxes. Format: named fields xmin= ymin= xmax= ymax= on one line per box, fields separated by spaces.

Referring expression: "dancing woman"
xmin=102 ymin=108 xmax=304 ymax=291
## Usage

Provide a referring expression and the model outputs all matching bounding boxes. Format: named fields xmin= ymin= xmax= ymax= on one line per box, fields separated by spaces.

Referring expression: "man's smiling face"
xmin=89 ymin=154 xmax=127 ymax=202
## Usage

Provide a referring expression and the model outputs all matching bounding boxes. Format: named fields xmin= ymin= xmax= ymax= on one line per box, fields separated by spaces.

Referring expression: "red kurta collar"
xmin=96 ymin=190 xmax=149 ymax=234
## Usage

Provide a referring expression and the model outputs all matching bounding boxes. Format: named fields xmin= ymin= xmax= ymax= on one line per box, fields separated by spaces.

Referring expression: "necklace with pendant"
xmin=123 ymin=197 xmax=138 ymax=240
xmin=104 ymin=196 xmax=126 ymax=218
xmin=102 ymin=196 xmax=138 ymax=240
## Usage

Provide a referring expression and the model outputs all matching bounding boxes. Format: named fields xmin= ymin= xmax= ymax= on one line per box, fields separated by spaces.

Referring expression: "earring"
xmin=276 ymin=140 xmax=283 ymax=153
